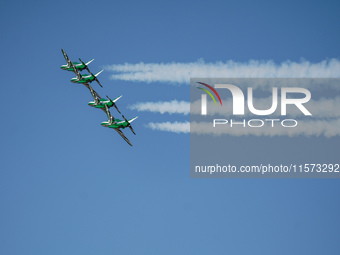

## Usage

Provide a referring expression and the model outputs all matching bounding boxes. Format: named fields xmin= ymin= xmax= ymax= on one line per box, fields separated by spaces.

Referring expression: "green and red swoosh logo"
xmin=197 ymin=82 xmax=223 ymax=106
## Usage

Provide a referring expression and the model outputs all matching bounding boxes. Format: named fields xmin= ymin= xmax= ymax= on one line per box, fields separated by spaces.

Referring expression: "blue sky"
xmin=1 ymin=0 xmax=340 ymax=254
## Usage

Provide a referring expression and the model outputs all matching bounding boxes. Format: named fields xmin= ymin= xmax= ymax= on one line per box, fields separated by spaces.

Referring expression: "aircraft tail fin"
xmin=95 ymin=70 xmax=103 ymax=77
xmin=128 ymin=116 xmax=138 ymax=123
xmin=113 ymin=95 xmax=122 ymax=102
xmin=85 ymin=59 xmax=94 ymax=66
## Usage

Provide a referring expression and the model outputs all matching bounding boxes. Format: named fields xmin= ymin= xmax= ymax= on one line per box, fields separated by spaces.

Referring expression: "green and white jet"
xmin=83 ymin=80 xmax=121 ymax=113
xmin=70 ymin=62 xmax=103 ymax=87
xmin=61 ymin=49 xmax=138 ymax=146
xmin=101 ymin=105 xmax=138 ymax=146
xmin=88 ymin=93 xmax=122 ymax=114
xmin=60 ymin=49 xmax=94 ymax=72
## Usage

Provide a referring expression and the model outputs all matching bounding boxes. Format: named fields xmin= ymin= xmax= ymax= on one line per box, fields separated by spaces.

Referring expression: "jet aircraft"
xmin=88 ymin=94 xmax=122 ymax=114
xmin=60 ymin=49 xmax=94 ymax=72
xmin=61 ymin=49 xmax=138 ymax=146
xmin=101 ymin=105 xmax=138 ymax=146
xmin=70 ymin=64 xmax=103 ymax=87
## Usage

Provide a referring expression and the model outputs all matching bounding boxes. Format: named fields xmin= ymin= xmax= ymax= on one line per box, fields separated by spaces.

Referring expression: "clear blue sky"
xmin=1 ymin=0 xmax=340 ymax=254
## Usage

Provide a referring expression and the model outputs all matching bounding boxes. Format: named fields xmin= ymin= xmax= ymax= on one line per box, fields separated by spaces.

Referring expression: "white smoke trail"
xmin=106 ymin=59 xmax=340 ymax=84
xmin=130 ymin=96 xmax=340 ymax=118
xmin=108 ymin=58 xmax=340 ymax=136
xmin=129 ymin=100 xmax=190 ymax=115
xmin=147 ymin=119 xmax=340 ymax=137
xmin=147 ymin=121 xmax=190 ymax=133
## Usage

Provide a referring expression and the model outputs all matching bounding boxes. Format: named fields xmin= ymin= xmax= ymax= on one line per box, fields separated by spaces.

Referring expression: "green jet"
xmin=84 ymin=83 xmax=135 ymax=145
xmin=83 ymin=80 xmax=121 ymax=113
xmin=60 ymin=49 xmax=94 ymax=72
xmin=61 ymin=49 xmax=138 ymax=146
xmin=101 ymin=105 xmax=138 ymax=146
xmin=70 ymin=64 xmax=103 ymax=88
xmin=88 ymin=94 xmax=122 ymax=114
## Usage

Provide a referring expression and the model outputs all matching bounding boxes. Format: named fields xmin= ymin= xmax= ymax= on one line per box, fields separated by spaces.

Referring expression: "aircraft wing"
xmin=114 ymin=128 xmax=133 ymax=146
xmin=70 ymin=61 xmax=82 ymax=79
xmin=93 ymin=89 xmax=101 ymax=99
xmin=83 ymin=83 xmax=101 ymax=102
xmin=61 ymin=49 xmax=71 ymax=66
xmin=102 ymin=104 xmax=115 ymax=124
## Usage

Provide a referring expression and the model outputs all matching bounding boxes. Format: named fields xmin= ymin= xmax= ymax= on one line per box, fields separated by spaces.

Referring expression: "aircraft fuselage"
xmin=88 ymin=99 xmax=113 ymax=108
xmin=60 ymin=62 xmax=86 ymax=71
xmin=101 ymin=119 xmax=127 ymax=129
xmin=71 ymin=75 xmax=94 ymax=84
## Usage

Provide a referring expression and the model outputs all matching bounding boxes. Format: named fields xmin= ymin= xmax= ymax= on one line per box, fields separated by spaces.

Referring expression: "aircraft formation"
xmin=61 ymin=49 xmax=138 ymax=146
